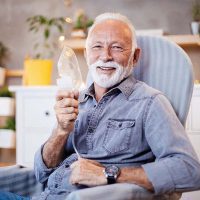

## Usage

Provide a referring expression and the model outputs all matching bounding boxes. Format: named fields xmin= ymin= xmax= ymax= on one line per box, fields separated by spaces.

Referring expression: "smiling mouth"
xmin=97 ymin=66 xmax=116 ymax=71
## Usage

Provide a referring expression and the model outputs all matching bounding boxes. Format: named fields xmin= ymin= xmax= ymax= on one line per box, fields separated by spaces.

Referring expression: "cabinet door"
xmin=190 ymin=96 xmax=200 ymax=131
xmin=16 ymin=91 xmax=57 ymax=167
xmin=23 ymin=96 xmax=56 ymax=128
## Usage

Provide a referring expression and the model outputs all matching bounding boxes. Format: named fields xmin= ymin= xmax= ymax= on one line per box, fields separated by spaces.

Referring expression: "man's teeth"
xmin=99 ymin=67 xmax=115 ymax=70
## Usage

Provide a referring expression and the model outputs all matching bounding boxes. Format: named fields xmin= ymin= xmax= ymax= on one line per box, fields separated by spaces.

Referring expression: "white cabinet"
xmin=182 ymin=84 xmax=200 ymax=200
xmin=186 ymin=85 xmax=200 ymax=160
xmin=9 ymin=86 xmax=57 ymax=167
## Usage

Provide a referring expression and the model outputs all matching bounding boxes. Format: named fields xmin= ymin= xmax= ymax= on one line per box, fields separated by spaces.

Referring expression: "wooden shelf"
xmin=6 ymin=69 xmax=24 ymax=77
xmin=165 ymin=35 xmax=200 ymax=47
xmin=64 ymin=34 xmax=200 ymax=50
xmin=5 ymin=35 xmax=200 ymax=78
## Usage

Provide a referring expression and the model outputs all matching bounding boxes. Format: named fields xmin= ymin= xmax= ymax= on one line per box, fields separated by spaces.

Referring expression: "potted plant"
xmin=0 ymin=86 xmax=15 ymax=116
xmin=71 ymin=10 xmax=93 ymax=38
xmin=191 ymin=0 xmax=200 ymax=35
xmin=0 ymin=42 xmax=9 ymax=86
xmin=25 ymin=15 xmax=66 ymax=85
xmin=0 ymin=117 xmax=16 ymax=148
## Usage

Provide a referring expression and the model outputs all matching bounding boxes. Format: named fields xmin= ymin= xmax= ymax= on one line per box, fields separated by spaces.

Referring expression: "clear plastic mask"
xmin=57 ymin=46 xmax=83 ymax=90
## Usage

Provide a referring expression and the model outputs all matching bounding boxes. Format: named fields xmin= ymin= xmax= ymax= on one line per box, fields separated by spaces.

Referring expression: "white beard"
xmin=88 ymin=60 xmax=133 ymax=88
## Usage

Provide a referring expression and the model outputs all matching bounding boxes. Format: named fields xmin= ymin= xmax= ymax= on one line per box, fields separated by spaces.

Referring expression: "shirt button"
xmin=88 ymin=128 xmax=93 ymax=133
xmin=65 ymin=164 xmax=69 ymax=168
xmin=94 ymin=105 xmax=96 ymax=108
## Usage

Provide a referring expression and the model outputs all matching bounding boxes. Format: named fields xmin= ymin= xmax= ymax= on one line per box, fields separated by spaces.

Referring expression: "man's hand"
xmin=42 ymin=90 xmax=79 ymax=168
xmin=70 ymin=158 xmax=107 ymax=187
xmin=54 ymin=90 xmax=79 ymax=134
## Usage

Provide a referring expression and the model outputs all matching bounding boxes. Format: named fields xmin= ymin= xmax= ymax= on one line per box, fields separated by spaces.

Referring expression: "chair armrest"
xmin=0 ymin=165 xmax=43 ymax=196
xmin=66 ymin=183 xmax=182 ymax=200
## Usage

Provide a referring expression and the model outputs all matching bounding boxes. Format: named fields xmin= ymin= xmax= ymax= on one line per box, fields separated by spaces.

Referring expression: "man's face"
xmin=86 ymin=20 xmax=135 ymax=88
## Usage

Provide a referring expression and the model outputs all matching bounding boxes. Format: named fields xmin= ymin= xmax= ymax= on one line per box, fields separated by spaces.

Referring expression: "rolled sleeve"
xmin=142 ymin=160 xmax=174 ymax=194
xmin=142 ymin=94 xmax=200 ymax=194
xmin=34 ymin=145 xmax=56 ymax=183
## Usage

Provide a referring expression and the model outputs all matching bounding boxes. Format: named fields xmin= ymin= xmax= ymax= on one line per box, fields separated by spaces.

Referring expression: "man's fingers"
xmin=56 ymin=90 xmax=73 ymax=101
xmin=55 ymin=107 xmax=79 ymax=115
xmin=58 ymin=113 xmax=77 ymax=121
xmin=56 ymin=90 xmax=79 ymax=101
xmin=56 ymin=98 xmax=79 ymax=108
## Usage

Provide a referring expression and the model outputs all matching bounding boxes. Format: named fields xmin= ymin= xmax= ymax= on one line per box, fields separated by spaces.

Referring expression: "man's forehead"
xmin=88 ymin=19 xmax=132 ymax=43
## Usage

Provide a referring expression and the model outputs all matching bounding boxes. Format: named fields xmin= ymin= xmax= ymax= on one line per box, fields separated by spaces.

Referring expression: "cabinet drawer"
xmin=23 ymin=96 xmax=56 ymax=128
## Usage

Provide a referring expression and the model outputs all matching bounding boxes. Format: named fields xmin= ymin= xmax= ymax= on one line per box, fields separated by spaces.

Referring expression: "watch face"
xmin=104 ymin=165 xmax=120 ymax=177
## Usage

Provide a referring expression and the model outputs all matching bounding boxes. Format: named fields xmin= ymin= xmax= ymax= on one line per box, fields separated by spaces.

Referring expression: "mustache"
xmin=89 ymin=60 xmax=122 ymax=69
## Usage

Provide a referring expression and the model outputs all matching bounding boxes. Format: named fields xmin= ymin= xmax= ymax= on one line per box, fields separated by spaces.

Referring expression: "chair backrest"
xmin=86 ymin=35 xmax=194 ymax=126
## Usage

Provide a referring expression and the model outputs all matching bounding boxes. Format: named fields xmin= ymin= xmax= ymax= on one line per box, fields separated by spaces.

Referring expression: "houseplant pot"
xmin=0 ymin=129 xmax=15 ymax=148
xmin=24 ymin=59 xmax=53 ymax=85
xmin=191 ymin=1 xmax=200 ymax=35
xmin=25 ymin=15 xmax=66 ymax=85
xmin=0 ymin=117 xmax=16 ymax=148
xmin=191 ymin=21 xmax=200 ymax=34
xmin=0 ymin=97 xmax=15 ymax=116
xmin=71 ymin=9 xmax=93 ymax=38
xmin=0 ymin=87 xmax=15 ymax=116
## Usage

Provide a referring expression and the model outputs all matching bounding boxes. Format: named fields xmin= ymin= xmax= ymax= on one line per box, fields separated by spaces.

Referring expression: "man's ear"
xmin=132 ymin=48 xmax=141 ymax=65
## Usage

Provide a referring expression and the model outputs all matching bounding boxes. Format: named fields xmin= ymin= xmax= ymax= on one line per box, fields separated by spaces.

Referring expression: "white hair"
xmin=85 ymin=12 xmax=137 ymax=51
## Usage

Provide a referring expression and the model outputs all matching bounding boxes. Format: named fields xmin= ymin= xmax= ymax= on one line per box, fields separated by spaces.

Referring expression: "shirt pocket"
xmin=103 ymin=119 xmax=135 ymax=155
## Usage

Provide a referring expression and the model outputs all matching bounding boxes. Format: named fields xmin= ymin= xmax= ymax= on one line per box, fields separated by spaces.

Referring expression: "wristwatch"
xmin=103 ymin=165 xmax=120 ymax=184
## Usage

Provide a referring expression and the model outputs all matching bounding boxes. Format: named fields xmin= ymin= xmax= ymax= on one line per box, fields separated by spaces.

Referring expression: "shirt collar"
xmin=79 ymin=84 xmax=95 ymax=103
xmin=79 ymin=74 xmax=137 ymax=102
xmin=116 ymin=74 xmax=137 ymax=98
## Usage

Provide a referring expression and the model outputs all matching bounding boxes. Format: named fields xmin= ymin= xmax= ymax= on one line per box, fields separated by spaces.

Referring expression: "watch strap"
xmin=107 ymin=176 xmax=116 ymax=184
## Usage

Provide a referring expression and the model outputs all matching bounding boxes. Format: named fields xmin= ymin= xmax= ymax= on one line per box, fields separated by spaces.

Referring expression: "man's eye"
xmin=92 ymin=45 xmax=102 ymax=49
xmin=112 ymin=46 xmax=123 ymax=51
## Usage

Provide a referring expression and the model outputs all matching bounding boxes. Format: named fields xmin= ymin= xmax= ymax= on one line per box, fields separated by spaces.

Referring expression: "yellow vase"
xmin=24 ymin=59 xmax=53 ymax=86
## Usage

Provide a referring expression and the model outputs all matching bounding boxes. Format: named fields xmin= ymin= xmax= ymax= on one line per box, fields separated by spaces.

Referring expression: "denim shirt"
xmin=34 ymin=75 xmax=200 ymax=199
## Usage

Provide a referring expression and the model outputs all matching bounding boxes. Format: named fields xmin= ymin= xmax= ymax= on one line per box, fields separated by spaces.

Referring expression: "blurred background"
xmin=0 ymin=0 xmax=200 ymax=85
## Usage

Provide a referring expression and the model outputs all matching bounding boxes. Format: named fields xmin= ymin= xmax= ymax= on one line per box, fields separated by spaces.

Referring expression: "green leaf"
xmin=48 ymin=19 xmax=54 ymax=25
xmin=44 ymin=28 xmax=50 ymax=39
xmin=86 ymin=19 xmax=94 ymax=28
xmin=58 ymin=17 xmax=65 ymax=23
xmin=39 ymin=15 xmax=47 ymax=24
xmin=56 ymin=24 xmax=63 ymax=33
xmin=2 ymin=117 xmax=15 ymax=131
xmin=0 ymin=87 xmax=13 ymax=97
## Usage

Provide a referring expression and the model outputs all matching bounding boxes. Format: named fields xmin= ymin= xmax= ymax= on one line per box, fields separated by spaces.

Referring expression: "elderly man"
xmin=1 ymin=12 xmax=200 ymax=200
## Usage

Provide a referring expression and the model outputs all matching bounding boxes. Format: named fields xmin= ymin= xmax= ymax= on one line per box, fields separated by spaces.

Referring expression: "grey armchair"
xmin=0 ymin=35 xmax=194 ymax=199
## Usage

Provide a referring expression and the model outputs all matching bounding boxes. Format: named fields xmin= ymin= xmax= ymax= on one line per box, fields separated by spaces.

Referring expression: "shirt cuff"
xmin=142 ymin=160 xmax=175 ymax=195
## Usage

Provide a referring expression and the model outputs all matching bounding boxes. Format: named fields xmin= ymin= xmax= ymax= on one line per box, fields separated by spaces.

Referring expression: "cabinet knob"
xmin=45 ymin=111 xmax=50 ymax=116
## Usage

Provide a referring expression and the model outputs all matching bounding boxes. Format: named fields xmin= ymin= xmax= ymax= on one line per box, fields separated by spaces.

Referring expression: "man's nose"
xmin=100 ymin=47 xmax=113 ymax=62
